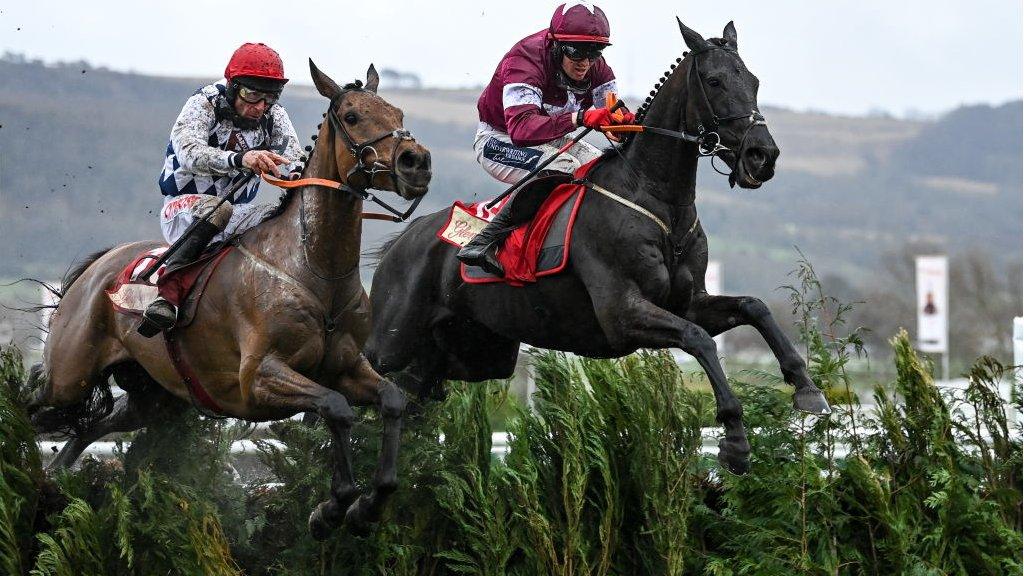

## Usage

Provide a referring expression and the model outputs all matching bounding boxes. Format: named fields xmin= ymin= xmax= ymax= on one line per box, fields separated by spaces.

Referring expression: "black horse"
xmin=366 ymin=19 xmax=830 ymax=474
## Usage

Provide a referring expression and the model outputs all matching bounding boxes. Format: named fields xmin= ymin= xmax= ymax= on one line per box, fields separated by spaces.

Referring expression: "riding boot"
xmin=138 ymin=220 xmax=222 ymax=337
xmin=456 ymin=170 xmax=565 ymax=276
xmin=456 ymin=203 xmax=523 ymax=276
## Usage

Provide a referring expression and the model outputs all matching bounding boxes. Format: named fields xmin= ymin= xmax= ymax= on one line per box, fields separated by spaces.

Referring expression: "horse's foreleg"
xmin=248 ymin=356 xmax=358 ymax=541
xmin=686 ymin=293 xmax=831 ymax=415
xmin=334 ymin=357 xmax=406 ymax=535
xmin=593 ymin=289 xmax=750 ymax=475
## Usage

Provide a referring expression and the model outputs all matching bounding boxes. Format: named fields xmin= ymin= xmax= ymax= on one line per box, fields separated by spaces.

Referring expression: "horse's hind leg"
xmin=46 ymin=365 xmax=181 ymax=470
xmin=247 ymin=356 xmax=360 ymax=540
xmin=48 ymin=391 xmax=143 ymax=469
xmin=685 ymin=293 xmax=831 ymax=415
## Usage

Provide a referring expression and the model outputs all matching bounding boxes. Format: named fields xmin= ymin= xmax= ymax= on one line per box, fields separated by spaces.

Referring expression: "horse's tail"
xmin=1 ymin=247 xmax=114 ymax=328
xmin=21 ymin=247 xmax=117 ymax=435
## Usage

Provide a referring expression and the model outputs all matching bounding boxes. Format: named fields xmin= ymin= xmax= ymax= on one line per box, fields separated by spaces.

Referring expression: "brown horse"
xmin=26 ymin=61 xmax=432 ymax=538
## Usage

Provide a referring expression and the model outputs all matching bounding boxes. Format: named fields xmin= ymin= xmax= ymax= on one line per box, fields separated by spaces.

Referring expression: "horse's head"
xmin=309 ymin=60 xmax=432 ymax=199
xmin=637 ymin=20 xmax=778 ymax=189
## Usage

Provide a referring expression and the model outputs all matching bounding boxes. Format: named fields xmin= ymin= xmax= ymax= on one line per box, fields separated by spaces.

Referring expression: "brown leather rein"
xmin=261 ymin=173 xmax=420 ymax=222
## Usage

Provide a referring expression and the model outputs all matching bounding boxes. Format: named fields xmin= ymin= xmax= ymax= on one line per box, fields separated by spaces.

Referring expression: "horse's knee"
xmin=680 ymin=323 xmax=717 ymax=359
xmin=738 ymin=297 xmax=770 ymax=320
xmin=378 ymin=381 xmax=406 ymax=419
xmin=317 ymin=393 xmax=355 ymax=428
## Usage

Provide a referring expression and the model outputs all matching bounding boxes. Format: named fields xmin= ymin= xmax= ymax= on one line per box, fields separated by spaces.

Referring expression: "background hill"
xmin=1 ymin=56 xmax=1020 ymax=365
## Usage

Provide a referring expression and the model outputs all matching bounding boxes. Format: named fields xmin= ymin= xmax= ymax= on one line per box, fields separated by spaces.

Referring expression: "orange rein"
xmin=260 ymin=173 xmax=399 ymax=222
xmin=599 ymin=124 xmax=645 ymax=133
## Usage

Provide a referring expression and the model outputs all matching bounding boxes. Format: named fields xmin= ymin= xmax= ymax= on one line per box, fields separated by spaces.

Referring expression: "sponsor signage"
xmin=915 ymin=256 xmax=948 ymax=353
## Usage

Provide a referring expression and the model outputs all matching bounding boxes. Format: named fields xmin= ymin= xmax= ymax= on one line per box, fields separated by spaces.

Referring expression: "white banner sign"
xmin=915 ymin=256 xmax=948 ymax=353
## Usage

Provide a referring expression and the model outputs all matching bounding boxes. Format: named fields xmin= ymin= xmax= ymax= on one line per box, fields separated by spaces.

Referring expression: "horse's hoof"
xmin=792 ymin=388 xmax=832 ymax=416
xmin=717 ymin=438 xmax=751 ymax=476
xmin=308 ymin=500 xmax=339 ymax=541
xmin=343 ymin=496 xmax=376 ymax=537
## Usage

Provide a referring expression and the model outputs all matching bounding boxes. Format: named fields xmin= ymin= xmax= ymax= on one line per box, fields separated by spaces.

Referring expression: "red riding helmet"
xmin=224 ymin=43 xmax=288 ymax=86
xmin=548 ymin=1 xmax=611 ymax=45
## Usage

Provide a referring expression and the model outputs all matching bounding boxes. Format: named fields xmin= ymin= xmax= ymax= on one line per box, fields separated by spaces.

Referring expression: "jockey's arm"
xmin=169 ymin=93 xmax=239 ymax=175
xmin=503 ymin=87 xmax=576 ymax=147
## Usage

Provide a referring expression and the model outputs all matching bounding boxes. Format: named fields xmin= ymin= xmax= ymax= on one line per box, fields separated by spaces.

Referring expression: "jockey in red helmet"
xmin=458 ymin=2 xmax=635 ymax=276
xmin=141 ymin=42 xmax=302 ymax=336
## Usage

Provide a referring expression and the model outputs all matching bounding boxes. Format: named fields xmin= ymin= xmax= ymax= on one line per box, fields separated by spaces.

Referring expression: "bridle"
xmin=316 ymin=86 xmax=426 ymax=222
xmin=684 ymin=44 xmax=766 ymax=180
xmin=624 ymin=43 xmax=768 ymax=182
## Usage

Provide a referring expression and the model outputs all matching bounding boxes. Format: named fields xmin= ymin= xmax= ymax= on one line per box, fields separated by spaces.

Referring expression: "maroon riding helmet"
xmin=548 ymin=1 xmax=612 ymax=45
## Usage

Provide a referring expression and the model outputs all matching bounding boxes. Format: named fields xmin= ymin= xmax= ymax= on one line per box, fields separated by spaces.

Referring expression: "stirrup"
xmin=457 ymin=244 xmax=504 ymax=276
xmin=138 ymin=300 xmax=177 ymax=338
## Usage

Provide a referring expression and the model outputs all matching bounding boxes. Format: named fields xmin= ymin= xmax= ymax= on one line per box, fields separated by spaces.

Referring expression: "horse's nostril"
xmin=399 ymin=150 xmax=417 ymax=169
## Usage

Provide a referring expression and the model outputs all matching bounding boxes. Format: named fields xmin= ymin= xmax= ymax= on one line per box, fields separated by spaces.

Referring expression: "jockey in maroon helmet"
xmin=141 ymin=42 xmax=302 ymax=336
xmin=458 ymin=1 xmax=635 ymax=276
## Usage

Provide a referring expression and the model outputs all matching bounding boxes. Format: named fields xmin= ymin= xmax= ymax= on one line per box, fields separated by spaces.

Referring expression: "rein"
xmin=262 ymin=173 xmax=422 ymax=222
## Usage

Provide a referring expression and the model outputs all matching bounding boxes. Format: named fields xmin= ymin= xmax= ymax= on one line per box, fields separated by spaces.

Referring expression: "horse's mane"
xmin=622 ymin=38 xmax=729 ymax=150
xmin=259 ymin=81 xmax=370 ymax=225
xmin=62 ymin=247 xmax=114 ymax=298
xmin=365 ymin=217 xmax=428 ymax=268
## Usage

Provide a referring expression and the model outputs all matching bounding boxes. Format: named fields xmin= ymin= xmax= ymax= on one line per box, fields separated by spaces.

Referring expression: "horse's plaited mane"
xmin=626 ymin=37 xmax=731 ymax=144
xmin=259 ymin=79 xmax=371 ymax=222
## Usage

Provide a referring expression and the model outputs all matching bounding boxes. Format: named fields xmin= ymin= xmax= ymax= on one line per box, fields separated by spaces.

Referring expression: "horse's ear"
xmin=365 ymin=64 xmax=380 ymax=93
xmin=677 ymin=17 xmax=708 ymax=52
xmin=309 ymin=58 xmax=342 ymax=100
xmin=723 ymin=21 xmax=738 ymax=49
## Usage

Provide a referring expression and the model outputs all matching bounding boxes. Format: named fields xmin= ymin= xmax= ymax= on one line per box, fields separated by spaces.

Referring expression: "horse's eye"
xmin=344 ymin=113 xmax=358 ymax=125
xmin=707 ymin=78 xmax=721 ymax=88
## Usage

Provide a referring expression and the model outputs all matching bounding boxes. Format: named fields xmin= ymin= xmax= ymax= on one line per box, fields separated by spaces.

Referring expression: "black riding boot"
xmin=457 ymin=170 xmax=568 ymax=276
xmin=138 ymin=220 xmax=222 ymax=337
xmin=456 ymin=204 xmax=522 ymax=276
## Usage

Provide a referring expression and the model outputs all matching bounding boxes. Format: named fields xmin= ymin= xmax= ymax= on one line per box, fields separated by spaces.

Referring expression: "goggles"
xmin=561 ymin=43 xmax=604 ymax=62
xmin=236 ymin=84 xmax=281 ymax=106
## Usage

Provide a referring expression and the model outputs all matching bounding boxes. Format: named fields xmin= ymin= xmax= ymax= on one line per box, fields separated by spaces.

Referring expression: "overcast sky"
xmin=1 ymin=0 xmax=1021 ymax=117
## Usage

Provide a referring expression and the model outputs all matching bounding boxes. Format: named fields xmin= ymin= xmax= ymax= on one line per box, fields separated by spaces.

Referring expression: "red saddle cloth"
xmin=106 ymin=245 xmax=234 ymax=315
xmin=437 ymin=159 xmax=599 ymax=286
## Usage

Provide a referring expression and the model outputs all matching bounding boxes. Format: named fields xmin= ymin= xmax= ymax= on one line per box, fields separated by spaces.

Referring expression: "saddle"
xmin=106 ymin=243 xmax=234 ymax=327
xmin=438 ymin=159 xmax=600 ymax=286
